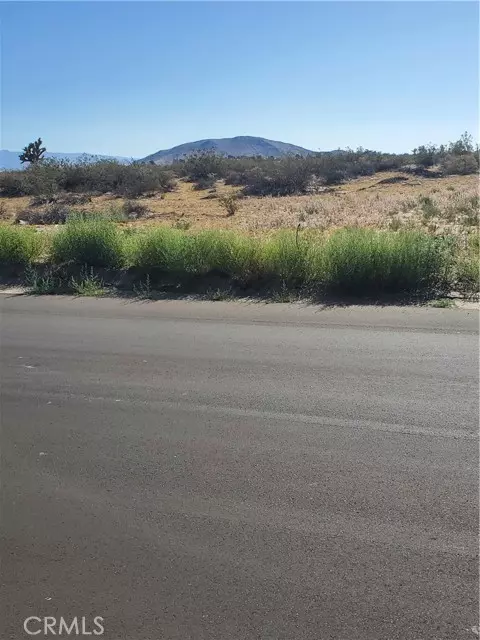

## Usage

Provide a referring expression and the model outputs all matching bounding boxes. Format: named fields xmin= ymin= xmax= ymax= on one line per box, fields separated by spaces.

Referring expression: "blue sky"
xmin=1 ymin=1 xmax=478 ymax=156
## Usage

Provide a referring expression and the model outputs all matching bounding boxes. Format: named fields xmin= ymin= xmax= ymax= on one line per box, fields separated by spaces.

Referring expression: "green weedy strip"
xmin=306 ymin=229 xmax=452 ymax=295
xmin=0 ymin=220 xmax=477 ymax=298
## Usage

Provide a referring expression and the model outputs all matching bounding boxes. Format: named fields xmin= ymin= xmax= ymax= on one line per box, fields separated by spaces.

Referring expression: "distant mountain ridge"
xmin=0 ymin=151 xmax=131 ymax=170
xmin=141 ymin=136 xmax=314 ymax=164
xmin=0 ymin=136 xmax=314 ymax=170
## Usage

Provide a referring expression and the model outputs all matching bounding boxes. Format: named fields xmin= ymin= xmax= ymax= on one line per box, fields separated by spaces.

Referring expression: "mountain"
xmin=141 ymin=136 xmax=314 ymax=164
xmin=0 ymin=151 xmax=132 ymax=171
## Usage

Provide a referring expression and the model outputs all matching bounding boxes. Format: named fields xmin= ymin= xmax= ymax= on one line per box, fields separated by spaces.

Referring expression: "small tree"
xmin=19 ymin=138 xmax=46 ymax=165
xmin=412 ymin=144 xmax=438 ymax=168
xmin=448 ymin=132 xmax=474 ymax=156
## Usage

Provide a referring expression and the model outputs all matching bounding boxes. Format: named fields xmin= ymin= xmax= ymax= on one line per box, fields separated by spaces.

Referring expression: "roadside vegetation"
xmin=0 ymin=215 xmax=477 ymax=300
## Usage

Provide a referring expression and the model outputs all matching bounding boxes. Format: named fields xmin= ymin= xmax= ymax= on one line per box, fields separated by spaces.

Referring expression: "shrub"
xmin=193 ymin=174 xmax=217 ymax=191
xmin=0 ymin=225 xmax=44 ymax=265
xmin=122 ymin=200 xmax=150 ymax=219
xmin=237 ymin=153 xmax=368 ymax=197
xmin=22 ymin=160 xmax=62 ymax=197
xmin=440 ymin=154 xmax=478 ymax=176
xmin=178 ymin=151 xmax=226 ymax=181
xmin=218 ymin=193 xmax=241 ymax=216
xmin=241 ymin=167 xmax=271 ymax=195
xmin=51 ymin=215 xmax=125 ymax=267
xmin=224 ymin=170 xmax=245 ymax=186
xmin=0 ymin=171 xmax=26 ymax=196
xmin=115 ymin=165 xmax=176 ymax=198
xmin=242 ymin=159 xmax=315 ymax=196
xmin=15 ymin=204 xmax=70 ymax=225
xmin=418 ymin=195 xmax=441 ymax=220
xmin=0 ymin=159 xmax=177 ymax=199
xmin=70 ymin=160 xmax=176 ymax=197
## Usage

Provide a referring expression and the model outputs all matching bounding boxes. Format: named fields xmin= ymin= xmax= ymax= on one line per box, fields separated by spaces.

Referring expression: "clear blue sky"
xmin=1 ymin=1 xmax=478 ymax=157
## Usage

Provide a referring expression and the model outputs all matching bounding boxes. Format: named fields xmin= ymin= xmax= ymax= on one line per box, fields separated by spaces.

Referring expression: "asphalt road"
xmin=0 ymin=296 xmax=478 ymax=640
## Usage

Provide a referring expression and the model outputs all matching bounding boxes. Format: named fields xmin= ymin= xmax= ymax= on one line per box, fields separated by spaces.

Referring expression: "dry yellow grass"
xmin=2 ymin=172 xmax=478 ymax=235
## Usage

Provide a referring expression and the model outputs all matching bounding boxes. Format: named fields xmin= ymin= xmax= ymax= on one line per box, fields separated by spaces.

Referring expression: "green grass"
xmin=51 ymin=214 xmax=125 ymax=267
xmin=129 ymin=227 xmax=190 ymax=271
xmin=143 ymin=227 xmax=451 ymax=297
xmin=129 ymin=228 xmax=261 ymax=282
xmin=0 ymin=225 xmax=44 ymax=265
xmin=0 ymin=222 xmax=472 ymax=299
xmin=306 ymin=228 xmax=450 ymax=295
xmin=188 ymin=230 xmax=260 ymax=281
xmin=261 ymin=231 xmax=307 ymax=284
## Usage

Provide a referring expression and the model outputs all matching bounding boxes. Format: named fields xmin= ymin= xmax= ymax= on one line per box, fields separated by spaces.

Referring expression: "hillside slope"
xmin=141 ymin=136 xmax=313 ymax=164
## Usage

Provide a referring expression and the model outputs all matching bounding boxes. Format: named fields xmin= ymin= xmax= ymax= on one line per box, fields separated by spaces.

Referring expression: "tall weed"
xmin=51 ymin=215 xmax=125 ymax=267
xmin=0 ymin=225 xmax=44 ymax=265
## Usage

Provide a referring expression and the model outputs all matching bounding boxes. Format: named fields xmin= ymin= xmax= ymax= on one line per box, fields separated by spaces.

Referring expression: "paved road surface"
xmin=1 ymin=297 xmax=478 ymax=640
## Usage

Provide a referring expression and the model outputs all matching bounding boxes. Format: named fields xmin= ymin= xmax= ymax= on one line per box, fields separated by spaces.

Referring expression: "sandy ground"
xmin=1 ymin=172 xmax=477 ymax=233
